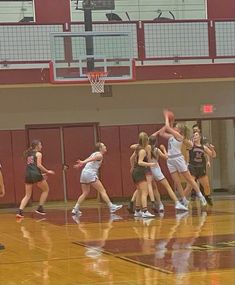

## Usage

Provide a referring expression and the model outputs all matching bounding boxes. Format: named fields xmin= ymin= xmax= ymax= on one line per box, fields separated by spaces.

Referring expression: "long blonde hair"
xmin=175 ymin=124 xmax=190 ymax=139
xmin=138 ymin=132 xmax=149 ymax=148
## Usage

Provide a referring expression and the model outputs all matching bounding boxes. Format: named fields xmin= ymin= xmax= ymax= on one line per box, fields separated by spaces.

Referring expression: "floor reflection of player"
xmin=132 ymin=211 xmax=209 ymax=284
xmin=76 ymin=219 xmax=114 ymax=283
xmin=170 ymin=212 xmax=208 ymax=284
xmin=20 ymin=223 xmax=52 ymax=285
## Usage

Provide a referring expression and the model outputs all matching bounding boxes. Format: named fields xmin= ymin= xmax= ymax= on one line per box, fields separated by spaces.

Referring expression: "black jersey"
xmin=132 ymin=149 xmax=148 ymax=184
xmin=25 ymin=151 xmax=43 ymax=184
xmin=189 ymin=145 xmax=205 ymax=168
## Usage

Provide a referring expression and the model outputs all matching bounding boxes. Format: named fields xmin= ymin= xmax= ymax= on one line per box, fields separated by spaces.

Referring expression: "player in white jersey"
xmin=148 ymin=136 xmax=188 ymax=211
xmin=72 ymin=142 xmax=122 ymax=216
xmin=155 ymin=110 xmax=207 ymax=208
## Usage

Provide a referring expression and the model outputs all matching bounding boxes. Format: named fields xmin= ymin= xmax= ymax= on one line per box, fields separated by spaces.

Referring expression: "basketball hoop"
xmin=87 ymin=71 xmax=108 ymax=93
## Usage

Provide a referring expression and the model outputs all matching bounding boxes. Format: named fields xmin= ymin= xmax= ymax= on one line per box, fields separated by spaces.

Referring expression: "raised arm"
xmin=130 ymin=143 xmax=138 ymax=150
xmin=75 ymin=152 xmax=103 ymax=168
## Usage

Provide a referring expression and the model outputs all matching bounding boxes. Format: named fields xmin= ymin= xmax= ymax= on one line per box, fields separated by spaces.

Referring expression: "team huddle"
xmin=15 ymin=110 xmax=216 ymax=219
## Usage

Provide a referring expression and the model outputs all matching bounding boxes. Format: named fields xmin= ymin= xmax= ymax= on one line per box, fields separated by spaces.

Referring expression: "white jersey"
xmin=167 ymin=136 xmax=183 ymax=157
xmin=150 ymin=147 xmax=160 ymax=166
xmin=83 ymin=152 xmax=102 ymax=174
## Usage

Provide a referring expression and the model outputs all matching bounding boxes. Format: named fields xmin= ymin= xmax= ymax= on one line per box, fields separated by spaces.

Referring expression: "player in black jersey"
xmin=131 ymin=132 xmax=157 ymax=218
xmin=16 ymin=140 xmax=55 ymax=218
xmin=190 ymin=124 xmax=212 ymax=202
xmin=0 ymin=163 xmax=6 ymax=250
xmin=185 ymin=131 xmax=216 ymax=205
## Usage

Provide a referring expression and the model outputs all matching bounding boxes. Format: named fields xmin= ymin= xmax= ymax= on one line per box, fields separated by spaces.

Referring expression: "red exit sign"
xmin=202 ymin=104 xmax=214 ymax=114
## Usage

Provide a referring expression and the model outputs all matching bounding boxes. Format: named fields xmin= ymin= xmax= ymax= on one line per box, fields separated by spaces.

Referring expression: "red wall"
xmin=34 ymin=0 xmax=71 ymax=23
xmin=207 ymin=0 xmax=235 ymax=19
xmin=0 ymin=124 xmax=175 ymax=206
xmin=0 ymin=131 xmax=16 ymax=205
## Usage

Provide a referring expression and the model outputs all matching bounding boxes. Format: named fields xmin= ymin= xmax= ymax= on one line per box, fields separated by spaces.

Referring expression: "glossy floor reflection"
xmin=1 ymin=196 xmax=235 ymax=285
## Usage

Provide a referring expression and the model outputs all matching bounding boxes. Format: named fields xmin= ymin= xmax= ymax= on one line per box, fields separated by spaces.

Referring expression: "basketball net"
xmin=87 ymin=71 xmax=108 ymax=93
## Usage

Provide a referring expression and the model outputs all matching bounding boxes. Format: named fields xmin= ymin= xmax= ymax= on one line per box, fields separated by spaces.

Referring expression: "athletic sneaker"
xmin=0 ymin=243 xmax=5 ymax=250
xmin=159 ymin=202 xmax=164 ymax=212
xmin=16 ymin=209 xmax=24 ymax=218
xmin=180 ymin=198 xmax=190 ymax=208
xmin=134 ymin=210 xmax=143 ymax=217
xmin=175 ymin=201 xmax=188 ymax=211
xmin=71 ymin=208 xmax=82 ymax=216
xmin=205 ymin=195 xmax=213 ymax=206
xmin=142 ymin=211 xmax=155 ymax=218
xmin=35 ymin=206 xmax=46 ymax=215
xmin=199 ymin=195 xmax=207 ymax=207
xmin=109 ymin=204 xmax=123 ymax=213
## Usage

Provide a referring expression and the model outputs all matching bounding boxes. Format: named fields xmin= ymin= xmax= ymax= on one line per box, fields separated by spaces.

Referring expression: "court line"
xmin=72 ymin=241 xmax=173 ymax=274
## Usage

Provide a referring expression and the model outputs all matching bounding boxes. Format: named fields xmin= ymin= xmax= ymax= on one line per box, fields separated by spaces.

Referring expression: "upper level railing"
xmin=0 ymin=19 xmax=234 ymax=68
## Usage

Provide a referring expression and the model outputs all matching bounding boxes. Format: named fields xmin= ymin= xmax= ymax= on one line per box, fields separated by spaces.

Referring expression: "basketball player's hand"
xmin=159 ymin=144 xmax=166 ymax=151
xmin=209 ymin=144 xmax=215 ymax=149
xmin=47 ymin=170 xmax=55 ymax=175
xmin=207 ymin=161 xmax=211 ymax=168
xmin=163 ymin=109 xmax=169 ymax=118
xmin=74 ymin=160 xmax=84 ymax=168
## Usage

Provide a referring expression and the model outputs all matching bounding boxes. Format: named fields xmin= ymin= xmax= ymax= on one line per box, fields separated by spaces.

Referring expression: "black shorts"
xmin=188 ymin=165 xmax=206 ymax=179
xmin=25 ymin=171 xmax=44 ymax=184
xmin=132 ymin=166 xmax=147 ymax=184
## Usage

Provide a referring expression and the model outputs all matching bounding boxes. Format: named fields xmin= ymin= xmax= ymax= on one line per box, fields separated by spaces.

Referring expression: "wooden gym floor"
xmin=0 ymin=195 xmax=235 ymax=285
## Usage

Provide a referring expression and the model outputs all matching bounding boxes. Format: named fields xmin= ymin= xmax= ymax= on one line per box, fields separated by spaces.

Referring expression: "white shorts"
xmin=167 ymin=155 xmax=188 ymax=173
xmin=150 ymin=166 xmax=165 ymax=181
xmin=80 ymin=169 xmax=98 ymax=184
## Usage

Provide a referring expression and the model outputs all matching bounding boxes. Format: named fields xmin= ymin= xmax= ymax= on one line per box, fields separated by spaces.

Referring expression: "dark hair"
xmin=148 ymin=136 xmax=158 ymax=159
xmin=192 ymin=123 xmax=200 ymax=129
xmin=23 ymin=139 xmax=41 ymax=157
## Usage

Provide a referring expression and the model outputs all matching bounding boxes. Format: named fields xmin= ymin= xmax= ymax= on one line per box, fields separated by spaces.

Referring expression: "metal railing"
xmin=0 ymin=19 xmax=234 ymax=67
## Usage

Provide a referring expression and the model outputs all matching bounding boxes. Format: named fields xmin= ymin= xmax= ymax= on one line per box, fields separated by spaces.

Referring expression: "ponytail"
xmin=23 ymin=139 xmax=41 ymax=157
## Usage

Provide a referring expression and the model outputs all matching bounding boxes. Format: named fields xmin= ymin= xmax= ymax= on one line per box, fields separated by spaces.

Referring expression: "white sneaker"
xmin=199 ymin=196 xmax=207 ymax=207
xmin=71 ymin=208 xmax=82 ymax=216
xmin=134 ymin=210 xmax=143 ymax=217
xmin=109 ymin=204 xmax=123 ymax=213
xmin=142 ymin=211 xmax=155 ymax=218
xmin=180 ymin=198 xmax=190 ymax=208
xmin=159 ymin=203 xmax=164 ymax=212
xmin=175 ymin=201 xmax=188 ymax=211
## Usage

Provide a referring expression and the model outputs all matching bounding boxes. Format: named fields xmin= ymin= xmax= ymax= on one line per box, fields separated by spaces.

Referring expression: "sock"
xmin=142 ymin=207 xmax=147 ymax=213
